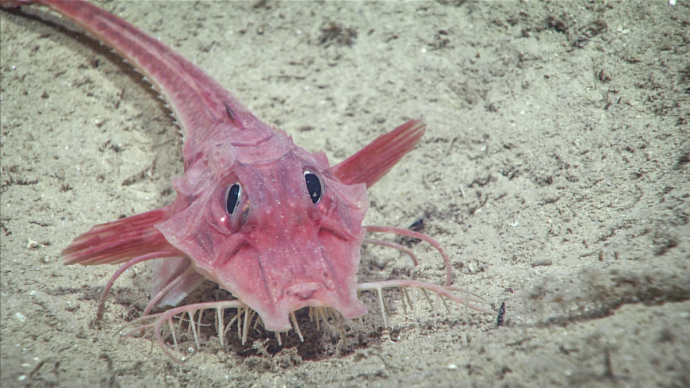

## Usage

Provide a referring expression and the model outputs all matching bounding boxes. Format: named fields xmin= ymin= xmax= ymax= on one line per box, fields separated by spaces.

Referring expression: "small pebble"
xmin=26 ymin=239 xmax=40 ymax=250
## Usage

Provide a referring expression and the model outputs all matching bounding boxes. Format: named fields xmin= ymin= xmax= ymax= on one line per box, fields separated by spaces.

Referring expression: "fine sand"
xmin=1 ymin=1 xmax=689 ymax=387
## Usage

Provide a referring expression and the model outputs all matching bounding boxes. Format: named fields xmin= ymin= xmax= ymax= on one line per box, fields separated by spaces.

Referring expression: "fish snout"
xmin=284 ymin=282 xmax=323 ymax=299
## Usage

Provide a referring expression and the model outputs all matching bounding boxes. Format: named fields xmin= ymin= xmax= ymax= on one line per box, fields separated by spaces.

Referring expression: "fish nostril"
xmin=285 ymin=282 xmax=323 ymax=299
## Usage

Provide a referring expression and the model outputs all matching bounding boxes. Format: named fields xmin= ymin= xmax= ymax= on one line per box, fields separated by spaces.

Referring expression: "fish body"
xmin=4 ymin=0 xmax=427 ymax=332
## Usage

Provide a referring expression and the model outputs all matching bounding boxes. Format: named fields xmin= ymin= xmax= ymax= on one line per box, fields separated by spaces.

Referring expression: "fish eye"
xmin=304 ymin=171 xmax=323 ymax=204
xmin=225 ymin=183 xmax=242 ymax=214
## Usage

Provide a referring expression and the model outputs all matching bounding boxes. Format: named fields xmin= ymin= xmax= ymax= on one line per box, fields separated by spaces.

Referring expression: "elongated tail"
xmin=63 ymin=206 xmax=179 ymax=266
xmin=2 ymin=0 xmax=249 ymax=154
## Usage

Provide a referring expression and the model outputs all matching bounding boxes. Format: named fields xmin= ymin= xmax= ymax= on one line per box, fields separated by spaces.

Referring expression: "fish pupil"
xmin=226 ymin=183 xmax=241 ymax=214
xmin=304 ymin=172 xmax=322 ymax=204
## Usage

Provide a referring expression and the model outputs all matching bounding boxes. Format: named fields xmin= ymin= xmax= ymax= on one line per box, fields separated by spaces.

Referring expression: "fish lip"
xmin=284 ymin=282 xmax=324 ymax=299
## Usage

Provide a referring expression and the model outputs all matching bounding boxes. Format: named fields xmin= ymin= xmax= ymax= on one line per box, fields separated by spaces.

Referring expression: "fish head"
xmin=157 ymin=131 xmax=369 ymax=332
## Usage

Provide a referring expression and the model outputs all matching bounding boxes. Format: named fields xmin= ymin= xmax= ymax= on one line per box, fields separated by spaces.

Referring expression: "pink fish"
xmin=4 ymin=0 xmax=491 ymax=361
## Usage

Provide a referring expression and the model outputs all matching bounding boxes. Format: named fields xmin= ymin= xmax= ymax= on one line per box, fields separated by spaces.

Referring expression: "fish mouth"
xmin=257 ymin=287 xmax=368 ymax=333
xmin=284 ymin=282 xmax=323 ymax=299
xmin=220 ymin=225 xmax=369 ymax=332
xmin=191 ymin=241 xmax=369 ymax=333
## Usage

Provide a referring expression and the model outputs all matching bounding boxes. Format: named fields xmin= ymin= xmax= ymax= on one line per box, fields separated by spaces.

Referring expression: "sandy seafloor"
xmin=1 ymin=1 xmax=689 ymax=387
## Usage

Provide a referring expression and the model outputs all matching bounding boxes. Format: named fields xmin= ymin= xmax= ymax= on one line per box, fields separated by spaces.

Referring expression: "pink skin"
xmin=3 ymin=0 xmax=491 ymax=360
